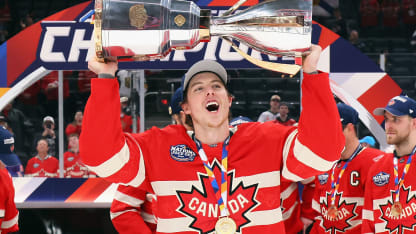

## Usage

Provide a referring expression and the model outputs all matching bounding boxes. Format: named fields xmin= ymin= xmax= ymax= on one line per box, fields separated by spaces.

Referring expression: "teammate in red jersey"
xmin=362 ymin=95 xmax=416 ymax=234
xmin=80 ymin=45 xmax=345 ymax=233
xmin=0 ymin=168 xmax=19 ymax=233
xmin=310 ymin=103 xmax=385 ymax=234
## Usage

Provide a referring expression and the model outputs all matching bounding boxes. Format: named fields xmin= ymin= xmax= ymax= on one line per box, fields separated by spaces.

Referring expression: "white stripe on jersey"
xmin=375 ymin=223 xmax=387 ymax=233
xmin=372 ymin=196 xmax=391 ymax=208
xmin=282 ymin=201 xmax=298 ymax=221
xmin=1 ymin=213 xmax=18 ymax=229
xmin=0 ymin=209 xmax=4 ymax=217
xmin=312 ymin=199 xmax=320 ymax=213
xmin=281 ymin=183 xmax=298 ymax=200
xmin=293 ymin=138 xmax=338 ymax=172
xmin=86 ymin=142 xmax=130 ymax=177
xmin=151 ymin=171 xmax=280 ymax=196
xmin=156 ymin=207 xmax=283 ymax=232
xmin=142 ymin=211 xmax=156 ymax=224
xmin=362 ymin=209 xmax=374 ymax=221
xmin=110 ymin=209 xmax=138 ymax=220
xmin=113 ymin=190 xmax=145 ymax=207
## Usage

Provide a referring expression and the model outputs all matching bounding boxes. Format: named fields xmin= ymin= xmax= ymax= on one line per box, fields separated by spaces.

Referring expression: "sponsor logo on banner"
xmin=170 ymin=144 xmax=196 ymax=162
xmin=373 ymin=172 xmax=390 ymax=186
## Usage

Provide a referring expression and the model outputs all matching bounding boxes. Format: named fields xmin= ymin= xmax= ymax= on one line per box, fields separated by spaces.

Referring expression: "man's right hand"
xmin=88 ymin=56 xmax=118 ymax=77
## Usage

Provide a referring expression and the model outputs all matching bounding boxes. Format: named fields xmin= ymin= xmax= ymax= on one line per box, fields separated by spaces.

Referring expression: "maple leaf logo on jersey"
xmin=379 ymin=186 xmax=416 ymax=233
xmin=176 ymin=160 xmax=259 ymax=233
xmin=320 ymin=192 xmax=358 ymax=233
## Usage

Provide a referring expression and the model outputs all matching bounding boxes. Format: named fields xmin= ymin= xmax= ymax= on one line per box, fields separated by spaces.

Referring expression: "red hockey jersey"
xmin=64 ymin=151 xmax=94 ymax=178
xmin=311 ymin=147 xmax=385 ymax=234
xmin=110 ymin=184 xmax=156 ymax=233
xmin=80 ymin=72 xmax=344 ymax=233
xmin=25 ymin=155 xmax=59 ymax=177
xmin=362 ymin=152 xmax=416 ymax=234
xmin=0 ymin=168 xmax=19 ymax=233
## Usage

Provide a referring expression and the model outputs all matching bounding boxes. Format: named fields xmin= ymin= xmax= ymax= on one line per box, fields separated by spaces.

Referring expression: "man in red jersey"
xmin=362 ymin=95 xmax=416 ymax=234
xmin=25 ymin=139 xmax=58 ymax=177
xmin=0 ymin=168 xmax=19 ymax=233
xmin=80 ymin=45 xmax=345 ymax=234
xmin=310 ymin=103 xmax=385 ymax=234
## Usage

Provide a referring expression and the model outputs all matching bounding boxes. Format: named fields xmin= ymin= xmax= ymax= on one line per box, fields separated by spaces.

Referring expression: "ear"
xmin=228 ymin=95 xmax=233 ymax=108
xmin=181 ymin=103 xmax=191 ymax=115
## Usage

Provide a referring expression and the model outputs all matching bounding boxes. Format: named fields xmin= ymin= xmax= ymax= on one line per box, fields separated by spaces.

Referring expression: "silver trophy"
xmin=94 ymin=0 xmax=312 ymax=75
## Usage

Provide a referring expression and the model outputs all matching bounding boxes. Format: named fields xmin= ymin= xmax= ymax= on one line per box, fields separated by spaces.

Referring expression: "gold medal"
xmin=215 ymin=217 xmax=237 ymax=234
xmin=327 ymin=205 xmax=338 ymax=219
xmin=391 ymin=201 xmax=403 ymax=218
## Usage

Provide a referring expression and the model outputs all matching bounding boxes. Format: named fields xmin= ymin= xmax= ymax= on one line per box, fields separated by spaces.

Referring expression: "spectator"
xmin=0 ymin=126 xmax=23 ymax=177
xmin=64 ymin=134 xmax=94 ymax=178
xmin=120 ymin=97 xmax=140 ymax=133
xmin=363 ymin=96 xmax=416 ymax=232
xmin=359 ymin=135 xmax=376 ymax=148
xmin=1 ymin=102 xmax=31 ymax=157
xmin=349 ymin=29 xmax=366 ymax=51
xmin=32 ymin=116 xmax=58 ymax=157
xmin=274 ymin=102 xmax=297 ymax=126
xmin=25 ymin=139 xmax=58 ymax=177
xmin=311 ymin=103 xmax=385 ymax=233
xmin=381 ymin=0 xmax=400 ymax=28
xmin=39 ymin=71 xmax=70 ymax=118
xmin=65 ymin=110 xmax=83 ymax=137
xmin=0 ymin=167 xmax=19 ymax=233
xmin=257 ymin=94 xmax=281 ymax=122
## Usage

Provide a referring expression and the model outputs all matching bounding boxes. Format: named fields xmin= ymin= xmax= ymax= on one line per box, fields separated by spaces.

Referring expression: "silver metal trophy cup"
xmin=94 ymin=0 xmax=312 ymax=75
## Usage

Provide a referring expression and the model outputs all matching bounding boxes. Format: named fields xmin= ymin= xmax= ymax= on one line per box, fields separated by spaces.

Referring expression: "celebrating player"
xmin=362 ymin=95 xmax=416 ymax=233
xmin=80 ymin=45 xmax=345 ymax=233
xmin=310 ymin=103 xmax=384 ymax=233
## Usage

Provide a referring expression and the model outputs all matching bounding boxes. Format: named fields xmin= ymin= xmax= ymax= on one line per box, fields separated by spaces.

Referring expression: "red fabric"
xmin=310 ymin=147 xmax=385 ymax=233
xmin=17 ymin=80 xmax=41 ymax=105
xmin=281 ymin=180 xmax=303 ymax=233
xmin=79 ymin=72 xmax=344 ymax=233
xmin=274 ymin=118 xmax=297 ymax=126
xmin=362 ymin=152 xmax=416 ymax=233
xmin=381 ymin=0 xmax=400 ymax=27
xmin=25 ymin=155 xmax=59 ymax=177
xmin=110 ymin=185 xmax=156 ymax=234
xmin=0 ymin=168 xmax=19 ymax=233
xmin=65 ymin=123 xmax=82 ymax=137
xmin=360 ymin=0 xmax=380 ymax=27
xmin=121 ymin=114 xmax=140 ymax=133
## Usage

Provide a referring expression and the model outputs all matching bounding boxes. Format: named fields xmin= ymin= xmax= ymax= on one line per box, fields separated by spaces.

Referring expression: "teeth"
xmin=206 ymin=101 xmax=218 ymax=108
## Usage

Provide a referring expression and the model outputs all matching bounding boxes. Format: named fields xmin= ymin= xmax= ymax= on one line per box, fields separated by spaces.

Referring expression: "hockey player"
xmin=0 ymin=167 xmax=19 ymax=233
xmin=362 ymin=95 xmax=416 ymax=233
xmin=80 ymin=45 xmax=345 ymax=233
xmin=310 ymin=103 xmax=385 ymax=234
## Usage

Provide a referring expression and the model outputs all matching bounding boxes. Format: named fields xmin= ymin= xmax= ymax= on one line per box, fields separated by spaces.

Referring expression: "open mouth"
xmin=206 ymin=101 xmax=219 ymax=112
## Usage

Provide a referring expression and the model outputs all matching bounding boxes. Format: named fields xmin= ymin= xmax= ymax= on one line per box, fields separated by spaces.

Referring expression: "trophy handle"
xmin=221 ymin=37 xmax=302 ymax=76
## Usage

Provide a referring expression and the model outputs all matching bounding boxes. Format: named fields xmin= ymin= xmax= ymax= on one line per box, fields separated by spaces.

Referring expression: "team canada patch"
xmin=318 ymin=173 xmax=329 ymax=185
xmin=321 ymin=192 xmax=358 ymax=233
xmin=176 ymin=160 xmax=259 ymax=233
xmin=373 ymin=172 xmax=390 ymax=186
xmin=170 ymin=144 xmax=196 ymax=162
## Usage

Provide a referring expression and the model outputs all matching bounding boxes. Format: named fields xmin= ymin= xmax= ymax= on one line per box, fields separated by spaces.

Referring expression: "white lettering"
xmin=40 ymin=26 xmax=70 ymax=62
xmin=196 ymin=201 xmax=207 ymax=216
xmin=237 ymin=194 xmax=249 ymax=208
xmin=228 ymin=199 xmax=239 ymax=213
xmin=204 ymin=37 xmax=219 ymax=60
xmin=68 ymin=29 xmax=94 ymax=62
xmin=411 ymin=202 xmax=416 ymax=212
xmin=350 ymin=171 xmax=360 ymax=186
xmin=219 ymin=39 xmax=246 ymax=61
xmin=189 ymin=197 xmax=198 ymax=210
xmin=208 ymin=203 xmax=218 ymax=218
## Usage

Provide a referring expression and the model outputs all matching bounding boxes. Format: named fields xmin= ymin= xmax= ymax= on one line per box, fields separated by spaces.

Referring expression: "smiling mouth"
xmin=206 ymin=101 xmax=219 ymax=112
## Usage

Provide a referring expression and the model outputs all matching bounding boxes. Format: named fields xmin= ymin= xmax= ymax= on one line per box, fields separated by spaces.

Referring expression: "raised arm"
xmin=281 ymin=45 xmax=345 ymax=181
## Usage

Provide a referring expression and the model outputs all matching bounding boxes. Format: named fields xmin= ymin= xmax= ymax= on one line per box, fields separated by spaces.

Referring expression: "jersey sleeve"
xmin=281 ymin=72 xmax=344 ymax=181
xmin=300 ymin=177 xmax=318 ymax=221
xmin=80 ymin=78 xmax=147 ymax=187
xmin=110 ymin=184 xmax=155 ymax=234
xmin=0 ymin=169 xmax=19 ymax=233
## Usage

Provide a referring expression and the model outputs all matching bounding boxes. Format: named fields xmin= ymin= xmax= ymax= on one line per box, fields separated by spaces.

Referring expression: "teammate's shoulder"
xmin=362 ymin=147 xmax=386 ymax=162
